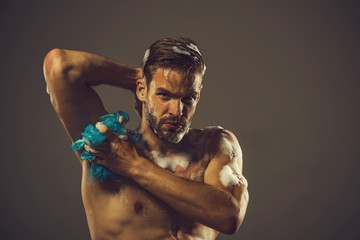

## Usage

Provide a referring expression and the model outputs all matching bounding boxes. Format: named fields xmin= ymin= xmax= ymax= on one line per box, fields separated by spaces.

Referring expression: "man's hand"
xmin=84 ymin=118 xmax=145 ymax=177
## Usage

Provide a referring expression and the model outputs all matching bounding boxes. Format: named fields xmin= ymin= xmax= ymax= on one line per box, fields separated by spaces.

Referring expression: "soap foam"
xmin=219 ymin=164 xmax=248 ymax=188
xmin=202 ymin=65 xmax=206 ymax=76
xmin=142 ymin=49 xmax=150 ymax=66
xmin=187 ymin=43 xmax=206 ymax=75
xmin=187 ymin=43 xmax=202 ymax=56
xmin=151 ymin=151 xmax=190 ymax=172
xmin=220 ymin=165 xmax=239 ymax=186
xmin=172 ymin=46 xmax=191 ymax=56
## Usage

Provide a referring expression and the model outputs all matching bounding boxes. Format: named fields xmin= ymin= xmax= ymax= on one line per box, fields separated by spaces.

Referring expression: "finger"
xmin=135 ymin=67 xmax=144 ymax=79
xmin=84 ymin=145 xmax=106 ymax=159
xmin=118 ymin=133 xmax=129 ymax=141
xmin=118 ymin=111 xmax=129 ymax=124
xmin=84 ymin=144 xmax=101 ymax=154
xmin=86 ymin=141 xmax=113 ymax=154
xmin=95 ymin=122 xmax=119 ymax=141
xmin=119 ymin=115 xmax=124 ymax=125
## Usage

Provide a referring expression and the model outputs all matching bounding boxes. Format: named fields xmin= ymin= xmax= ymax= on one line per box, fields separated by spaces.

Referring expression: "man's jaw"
xmin=143 ymin=104 xmax=188 ymax=144
xmin=153 ymin=121 xmax=188 ymax=144
xmin=161 ymin=121 xmax=191 ymax=144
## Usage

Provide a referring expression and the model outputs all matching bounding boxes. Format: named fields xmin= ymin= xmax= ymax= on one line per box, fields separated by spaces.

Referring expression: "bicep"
xmin=203 ymin=129 xmax=249 ymax=227
xmin=204 ymin=130 xmax=247 ymax=195
xmin=44 ymin=49 xmax=107 ymax=142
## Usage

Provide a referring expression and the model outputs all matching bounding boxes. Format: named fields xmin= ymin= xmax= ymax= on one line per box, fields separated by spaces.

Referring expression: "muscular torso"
xmin=81 ymin=128 xmax=220 ymax=240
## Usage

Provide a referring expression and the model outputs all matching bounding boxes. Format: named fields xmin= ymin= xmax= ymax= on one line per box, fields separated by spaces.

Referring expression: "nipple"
xmin=134 ymin=201 xmax=144 ymax=215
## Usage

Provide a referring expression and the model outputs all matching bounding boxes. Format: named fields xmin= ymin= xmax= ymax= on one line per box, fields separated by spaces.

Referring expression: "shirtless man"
xmin=43 ymin=37 xmax=249 ymax=240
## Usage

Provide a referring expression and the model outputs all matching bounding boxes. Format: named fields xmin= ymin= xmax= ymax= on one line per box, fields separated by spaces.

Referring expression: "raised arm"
xmin=43 ymin=49 xmax=142 ymax=146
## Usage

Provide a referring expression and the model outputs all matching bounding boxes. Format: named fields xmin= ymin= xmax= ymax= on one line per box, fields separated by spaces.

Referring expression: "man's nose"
xmin=168 ymin=99 xmax=183 ymax=116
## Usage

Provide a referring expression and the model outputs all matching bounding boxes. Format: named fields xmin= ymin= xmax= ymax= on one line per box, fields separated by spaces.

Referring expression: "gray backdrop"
xmin=0 ymin=1 xmax=359 ymax=239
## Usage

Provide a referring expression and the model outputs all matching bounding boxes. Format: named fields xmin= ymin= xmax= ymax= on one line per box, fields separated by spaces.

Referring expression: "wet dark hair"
xmin=134 ymin=37 xmax=206 ymax=117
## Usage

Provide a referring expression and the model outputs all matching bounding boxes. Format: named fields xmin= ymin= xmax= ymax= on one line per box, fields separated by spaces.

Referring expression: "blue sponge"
xmin=71 ymin=110 xmax=140 ymax=182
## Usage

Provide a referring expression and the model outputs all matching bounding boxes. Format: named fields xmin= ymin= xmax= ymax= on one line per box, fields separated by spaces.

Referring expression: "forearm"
xmin=44 ymin=48 xmax=140 ymax=89
xmin=129 ymin=159 xmax=247 ymax=234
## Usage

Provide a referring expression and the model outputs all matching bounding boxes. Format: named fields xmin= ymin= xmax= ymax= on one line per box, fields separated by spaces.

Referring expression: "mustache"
xmin=159 ymin=116 xmax=186 ymax=126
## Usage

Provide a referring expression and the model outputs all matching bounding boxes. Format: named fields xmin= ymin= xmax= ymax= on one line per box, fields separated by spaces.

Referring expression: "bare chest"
xmin=82 ymin=170 xmax=180 ymax=239
xmin=81 ymin=134 xmax=213 ymax=239
xmin=150 ymin=148 xmax=210 ymax=182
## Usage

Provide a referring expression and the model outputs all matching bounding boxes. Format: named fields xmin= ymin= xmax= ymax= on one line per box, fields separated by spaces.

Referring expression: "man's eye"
xmin=157 ymin=93 xmax=170 ymax=98
xmin=182 ymin=96 xmax=195 ymax=104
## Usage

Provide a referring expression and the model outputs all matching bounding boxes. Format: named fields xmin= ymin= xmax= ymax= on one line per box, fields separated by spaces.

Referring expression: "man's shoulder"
xmin=189 ymin=126 xmax=235 ymax=137
xmin=187 ymin=126 xmax=238 ymax=147
xmin=187 ymin=126 xmax=242 ymax=163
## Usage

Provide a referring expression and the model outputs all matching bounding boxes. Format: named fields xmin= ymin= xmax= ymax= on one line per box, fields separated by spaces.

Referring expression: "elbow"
xmin=219 ymin=190 xmax=249 ymax=235
xmin=219 ymin=211 xmax=243 ymax=235
xmin=43 ymin=48 xmax=69 ymax=84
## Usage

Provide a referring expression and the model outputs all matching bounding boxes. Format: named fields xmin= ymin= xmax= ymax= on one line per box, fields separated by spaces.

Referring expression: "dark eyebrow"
xmin=156 ymin=87 xmax=199 ymax=98
xmin=156 ymin=88 xmax=175 ymax=97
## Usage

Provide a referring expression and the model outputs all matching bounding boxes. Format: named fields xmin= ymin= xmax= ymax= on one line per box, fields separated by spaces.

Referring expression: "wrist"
xmin=128 ymin=156 xmax=154 ymax=180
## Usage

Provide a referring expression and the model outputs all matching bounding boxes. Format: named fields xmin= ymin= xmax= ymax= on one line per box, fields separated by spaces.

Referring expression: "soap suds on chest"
xmin=151 ymin=151 xmax=191 ymax=172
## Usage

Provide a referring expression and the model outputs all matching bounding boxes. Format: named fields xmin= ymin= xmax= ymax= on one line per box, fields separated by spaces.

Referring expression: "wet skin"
xmin=81 ymin=127 xmax=224 ymax=240
xmin=43 ymin=49 xmax=248 ymax=240
xmin=82 ymin=69 xmax=247 ymax=239
xmin=83 ymin=69 xmax=215 ymax=239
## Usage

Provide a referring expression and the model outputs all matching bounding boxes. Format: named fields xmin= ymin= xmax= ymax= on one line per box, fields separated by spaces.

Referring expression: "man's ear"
xmin=136 ymin=79 xmax=147 ymax=102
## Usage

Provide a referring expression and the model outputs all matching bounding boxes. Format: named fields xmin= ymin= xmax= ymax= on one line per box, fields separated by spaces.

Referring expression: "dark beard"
xmin=144 ymin=103 xmax=189 ymax=143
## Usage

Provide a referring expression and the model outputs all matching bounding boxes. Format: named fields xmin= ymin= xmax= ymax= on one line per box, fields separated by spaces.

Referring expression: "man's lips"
xmin=163 ymin=122 xmax=181 ymax=129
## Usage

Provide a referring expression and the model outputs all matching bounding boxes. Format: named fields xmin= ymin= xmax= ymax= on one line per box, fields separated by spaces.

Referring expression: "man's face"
xmin=144 ymin=68 xmax=202 ymax=143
